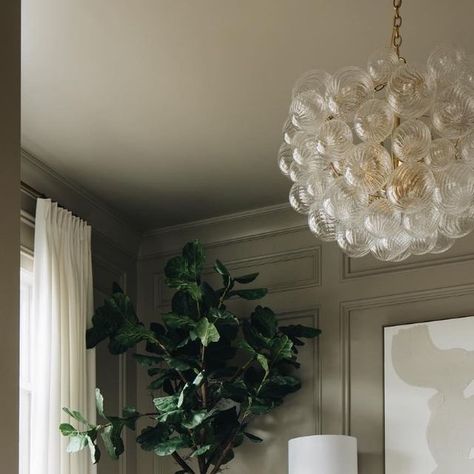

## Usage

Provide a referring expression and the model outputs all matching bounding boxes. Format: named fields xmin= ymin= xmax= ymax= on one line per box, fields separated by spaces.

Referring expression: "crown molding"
xmin=21 ymin=149 xmax=141 ymax=257
xmin=143 ymin=202 xmax=292 ymax=238
xmin=139 ymin=202 xmax=307 ymax=259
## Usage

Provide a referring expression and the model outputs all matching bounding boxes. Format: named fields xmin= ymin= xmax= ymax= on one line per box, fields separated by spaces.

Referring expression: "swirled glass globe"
xmin=368 ymin=48 xmax=400 ymax=85
xmin=314 ymin=120 xmax=353 ymax=160
xmin=386 ymin=163 xmax=436 ymax=214
xmin=392 ymin=119 xmax=431 ymax=163
xmin=326 ymin=67 xmax=374 ymax=120
xmin=354 ymin=99 xmax=395 ymax=143
xmin=387 ymin=63 xmax=436 ymax=119
xmin=432 ymin=84 xmax=474 ymax=139
xmin=281 ymin=44 xmax=474 ymax=262
xmin=343 ymin=143 xmax=393 ymax=194
xmin=425 ymin=138 xmax=456 ymax=170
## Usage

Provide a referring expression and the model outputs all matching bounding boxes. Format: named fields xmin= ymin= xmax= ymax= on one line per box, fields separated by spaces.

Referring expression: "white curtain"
xmin=30 ymin=199 xmax=96 ymax=474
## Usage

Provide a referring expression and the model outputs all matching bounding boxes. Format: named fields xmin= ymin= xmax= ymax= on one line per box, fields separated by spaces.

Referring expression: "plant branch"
xmin=172 ymin=452 xmax=196 ymax=474
xmin=229 ymin=356 xmax=256 ymax=383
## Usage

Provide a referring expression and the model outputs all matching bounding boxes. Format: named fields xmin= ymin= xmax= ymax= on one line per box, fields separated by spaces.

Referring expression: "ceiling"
xmin=21 ymin=0 xmax=474 ymax=231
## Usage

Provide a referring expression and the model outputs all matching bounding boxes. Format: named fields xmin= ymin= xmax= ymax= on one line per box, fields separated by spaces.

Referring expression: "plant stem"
xmin=229 ymin=356 xmax=255 ymax=383
xmin=172 ymin=452 xmax=196 ymax=474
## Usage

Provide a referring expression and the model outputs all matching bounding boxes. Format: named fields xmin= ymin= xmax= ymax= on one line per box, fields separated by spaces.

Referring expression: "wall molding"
xmin=21 ymin=149 xmax=141 ymax=258
xmin=139 ymin=204 xmax=308 ymax=259
xmin=342 ymin=248 xmax=474 ymax=280
xmin=339 ymin=282 xmax=474 ymax=435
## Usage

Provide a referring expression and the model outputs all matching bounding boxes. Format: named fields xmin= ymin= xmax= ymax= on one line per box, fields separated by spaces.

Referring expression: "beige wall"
xmin=138 ymin=204 xmax=474 ymax=474
xmin=0 ymin=0 xmax=20 ymax=470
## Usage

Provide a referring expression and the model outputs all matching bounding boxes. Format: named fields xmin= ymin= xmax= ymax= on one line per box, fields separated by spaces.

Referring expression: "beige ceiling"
xmin=21 ymin=0 xmax=474 ymax=230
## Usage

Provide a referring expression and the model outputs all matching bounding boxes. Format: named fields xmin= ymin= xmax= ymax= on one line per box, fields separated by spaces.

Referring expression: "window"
xmin=19 ymin=253 xmax=34 ymax=474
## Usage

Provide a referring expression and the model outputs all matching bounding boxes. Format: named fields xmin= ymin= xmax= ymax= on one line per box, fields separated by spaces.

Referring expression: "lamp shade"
xmin=288 ymin=435 xmax=358 ymax=474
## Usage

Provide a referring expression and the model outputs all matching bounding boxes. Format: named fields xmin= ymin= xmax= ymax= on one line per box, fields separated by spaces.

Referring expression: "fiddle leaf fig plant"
xmin=60 ymin=240 xmax=320 ymax=474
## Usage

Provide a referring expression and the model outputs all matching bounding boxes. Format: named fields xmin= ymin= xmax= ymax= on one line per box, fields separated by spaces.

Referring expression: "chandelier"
xmin=278 ymin=0 xmax=474 ymax=262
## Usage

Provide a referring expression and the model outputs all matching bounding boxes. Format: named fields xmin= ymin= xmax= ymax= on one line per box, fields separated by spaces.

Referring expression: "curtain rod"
xmin=20 ymin=180 xmax=85 ymax=221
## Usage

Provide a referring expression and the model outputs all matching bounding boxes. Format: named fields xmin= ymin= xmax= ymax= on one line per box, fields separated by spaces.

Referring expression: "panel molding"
xmin=339 ymin=283 xmax=474 ymax=435
xmin=342 ymin=250 xmax=474 ymax=280
xmin=153 ymin=246 xmax=322 ymax=309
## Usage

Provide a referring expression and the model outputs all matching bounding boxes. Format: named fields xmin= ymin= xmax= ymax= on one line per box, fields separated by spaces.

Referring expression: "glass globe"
xmin=336 ymin=224 xmax=371 ymax=257
xmin=322 ymin=177 xmax=368 ymax=224
xmin=290 ymin=90 xmax=329 ymax=130
xmin=278 ymin=142 xmax=293 ymax=178
xmin=386 ymin=63 xmax=436 ymax=119
xmin=432 ymin=84 xmax=474 ymax=139
xmin=314 ymin=119 xmax=353 ymax=160
xmin=458 ymin=130 xmax=474 ymax=168
xmin=343 ymin=142 xmax=393 ymax=194
xmin=292 ymin=132 xmax=326 ymax=167
xmin=427 ymin=45 xmax=467 ymax=89
xmin=283 ymin=117 xmax=301 ymax=145
xmin=288 ymin=160 xmax=322 ymax=183
xmin=354 ymin=99 xmax=395 ymax=143
xmin=437 ymin=161 xmax=474 ymax=215
xmin=364 ymin=198 xmax=402 ymax=238
xmin=424 ymin=138 xmax=456 ymax=170
xmin=369 ymin=232 xmax=411 ymax=262
xmin=367 ymin=48 xmax=400 ymax=85
xmin=306 ymin=172 xmax=333 ymax=205
xmin=292 ymin=69 xmax=331 ymax=99
xmin=308 ymin=206 xmax=337 ymax=241
xmin=392 ymin=119 xmax=432 ymax=163
xmin=438 ymin=211 xmax=474 ymax=239
xmin=289 ymin=183 xmax=314 ymax=214
xmin=326 ymin=67 xmax=374 ymax=120
xmin=431 ymin=233 xmax=455 ymax=254
xmin=410 ymin=234 xmax=437 ymax=255
xmin=402 ymin=205 xmax=440 ymax=239
xmin=386 ymin=162 xmax=436 ymax=214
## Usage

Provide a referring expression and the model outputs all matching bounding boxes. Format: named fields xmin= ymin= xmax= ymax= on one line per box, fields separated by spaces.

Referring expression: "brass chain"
xmin=392 ymin=0 xmax=403 ymax=58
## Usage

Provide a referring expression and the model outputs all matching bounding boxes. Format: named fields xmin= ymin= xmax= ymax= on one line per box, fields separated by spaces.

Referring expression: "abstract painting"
xmin=384 ymin=316 xmax=474 ymax=474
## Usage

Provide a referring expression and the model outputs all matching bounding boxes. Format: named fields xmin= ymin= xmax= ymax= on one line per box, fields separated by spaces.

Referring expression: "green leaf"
xmin=66 ymin=433 xmax=88 ymax=453
xmin=134 ymin=354 xmax=163 ymax=367
xmin=193 ymin=371 xmax=205 ymax=386
xmin=279 ymin=325 xmax=321 ymax=339
xmin=137 ymin=424 xmax=171 ymax=451
xmin=190 ymin=318 xmax=220 ymax=347
xmin=59 ymin=423 xmax=77 ymax=436
xmin=154 ymin=436 xmax=189 ymax=456
xmin=191 ymin=444 xmax=212 ymax=457
xmin=101 ymin=422 xmax=124 ymax=459
xmin=256 ymin=354 xmax=269 ymax=374
xmin=221 ymin=380 xmax=248 ymax=402
xmin=260 ymin=375 xmax=301 ymax=399
xmin=244 ymin=432 xmax=263 ymax=443
xmin=182 ymin=410 xmax=209 ymax=429
xmin=270 ymin=335 xmax=294 ymax=363
xmin=96 ymin=388 xmax=105 ymax=418
xmin=63 ymin=408 xmax=90 ymax=426
xmin=228 ymin=288 xmax=268 ymax=300
xmin=182 ymin=240 xmax=205 ymax=278
xmin=251 ymin=306 xmax=277 ymax=338
xmin=87 ymin=434 xmax=101 ymax=464
xmin=214 ymin=259 xmax=229 ymax=276
xmin=234 ymin=272 xmax=259 ymax=284
xmin=162 ymin=313 xmax=196 ymax=330
xmin=164 ymin=256 xmax=189 ymax=282
xmin=154 ymin=395 xmax=179 ymax=413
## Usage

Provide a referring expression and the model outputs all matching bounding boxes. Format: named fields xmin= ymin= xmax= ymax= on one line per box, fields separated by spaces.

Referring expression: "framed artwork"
xmin=384 ymin=316 xmax=474 ymax=473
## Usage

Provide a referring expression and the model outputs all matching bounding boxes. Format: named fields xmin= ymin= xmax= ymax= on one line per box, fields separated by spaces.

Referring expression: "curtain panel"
xmin=30 ymin=199 xmax=96 ymax=474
